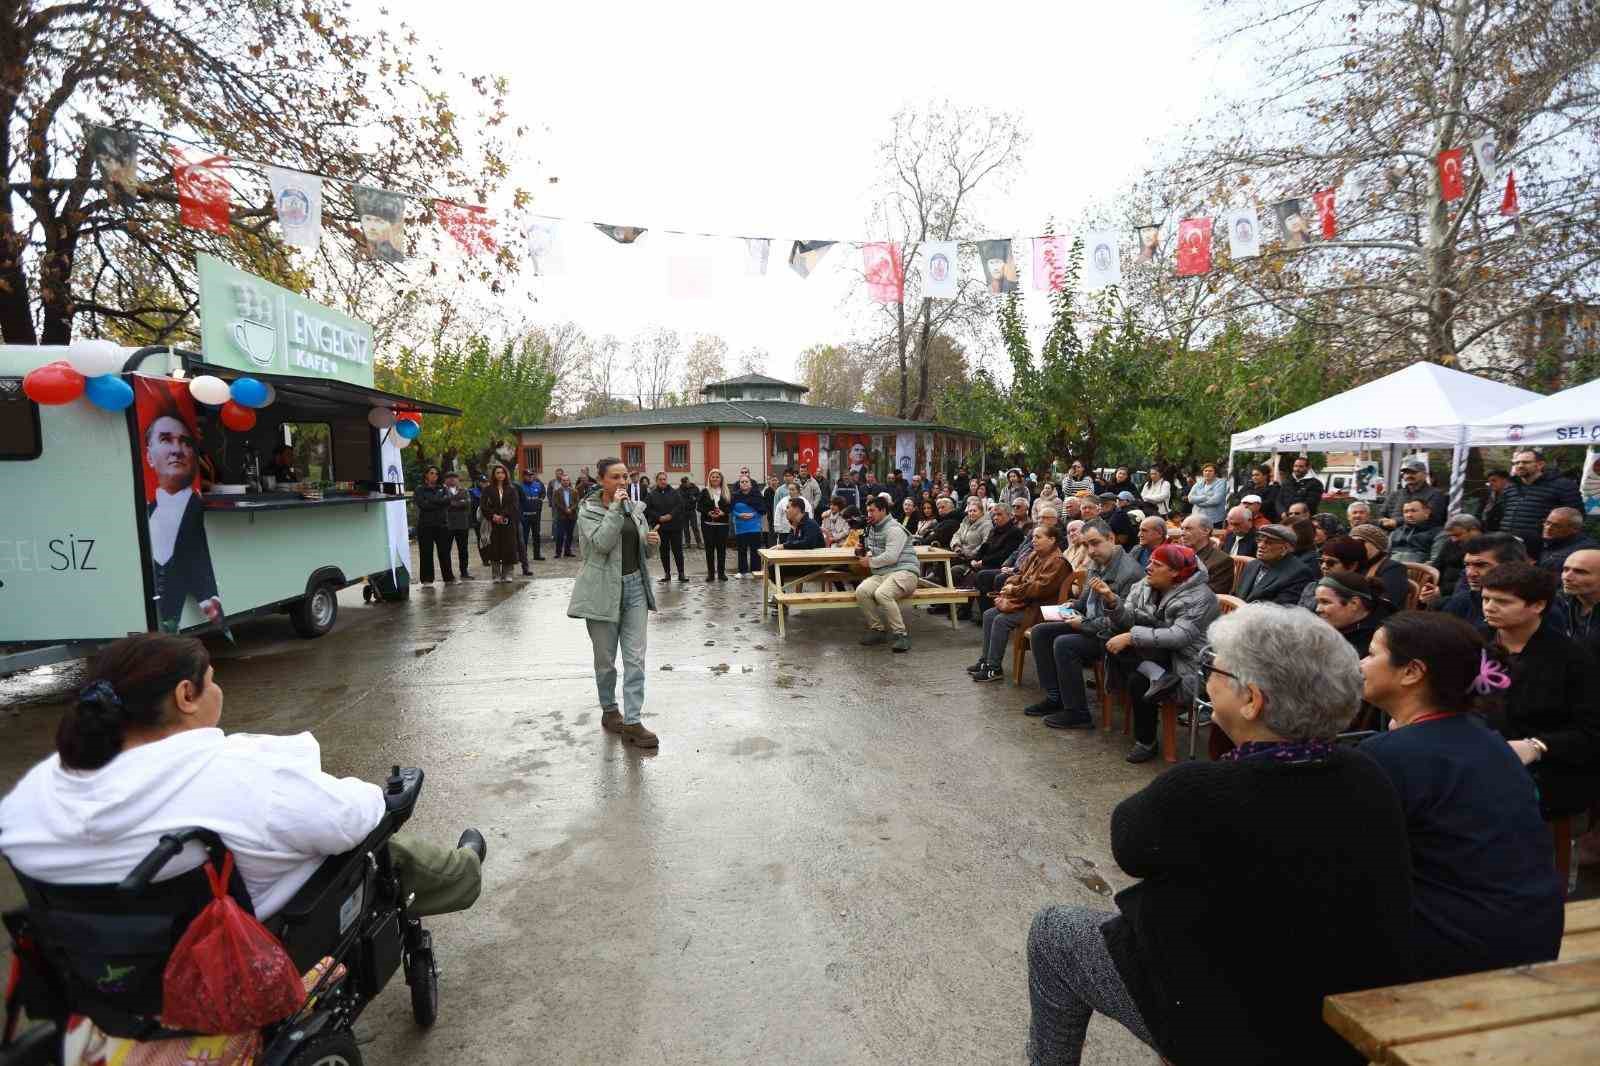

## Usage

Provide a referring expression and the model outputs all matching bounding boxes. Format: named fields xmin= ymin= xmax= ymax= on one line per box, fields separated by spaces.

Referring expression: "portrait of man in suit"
xmin=137 ymin=379 xmax=223 ymax=631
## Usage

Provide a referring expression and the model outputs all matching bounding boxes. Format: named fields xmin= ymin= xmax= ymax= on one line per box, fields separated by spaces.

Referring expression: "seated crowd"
xmin=787 ymin=453 xmax=1595 ymax=1061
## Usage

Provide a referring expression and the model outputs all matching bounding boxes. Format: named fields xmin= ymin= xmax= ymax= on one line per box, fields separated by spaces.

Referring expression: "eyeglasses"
xmin=1198 ymin=650 xmax=1238 ymax=685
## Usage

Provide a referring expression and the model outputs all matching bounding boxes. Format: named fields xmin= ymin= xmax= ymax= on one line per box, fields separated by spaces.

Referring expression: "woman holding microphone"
xmin=568 ymin=457 xmax=662 ymax=748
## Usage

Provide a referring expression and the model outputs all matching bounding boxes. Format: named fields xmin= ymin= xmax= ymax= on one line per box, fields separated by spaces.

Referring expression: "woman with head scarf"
xmin=1103 ymin=543 xmax=1221 ymax=763
xmin=1313 ymin=570 xmax=1392 ymax=659
xmin=1349 ymin=523 xmax=1413 ymax=609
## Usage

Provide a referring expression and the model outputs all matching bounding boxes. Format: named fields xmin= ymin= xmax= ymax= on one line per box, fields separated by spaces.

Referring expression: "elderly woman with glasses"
xmin=1026 ymin=604 xmax=1413 ymax=1066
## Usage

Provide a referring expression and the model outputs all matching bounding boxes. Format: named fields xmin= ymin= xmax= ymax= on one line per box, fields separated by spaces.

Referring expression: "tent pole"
xmin=1447 ymin=426 xmax=1470 ymax=515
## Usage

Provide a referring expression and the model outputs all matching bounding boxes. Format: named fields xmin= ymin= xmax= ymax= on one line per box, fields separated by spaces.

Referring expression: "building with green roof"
xmin=514 ymin=375 xmax=980 ymax=485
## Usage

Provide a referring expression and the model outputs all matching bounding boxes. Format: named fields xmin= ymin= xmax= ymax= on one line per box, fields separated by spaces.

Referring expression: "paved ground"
xmin=0 ymin=548 xmax=1189 ymax=1064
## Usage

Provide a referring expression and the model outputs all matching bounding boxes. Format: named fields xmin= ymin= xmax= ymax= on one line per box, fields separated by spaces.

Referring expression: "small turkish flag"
xmin=434 ymin=200 xmax=498 ymax=256
xmin=1500 ymin=170 xmax=1519 ymax=216
xmin=169 ymin=146 xmax=231 ymax=234
xmin=1175 ymin=217 xmax=1213 ymax=277
xmin=1437 ymin=148 xmax=1466 ymax=202
xmin=1312 ymin=188 xmax=1338 ymax=239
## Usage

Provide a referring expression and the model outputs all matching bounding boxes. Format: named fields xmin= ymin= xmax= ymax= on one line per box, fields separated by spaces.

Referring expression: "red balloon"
xmin=396 ymin=409 xmax=421 ymax=424
xmin=22 ymin=361 xmax=86 ymax=405
xmin=220 ymin=400 xmax=257 ymax=432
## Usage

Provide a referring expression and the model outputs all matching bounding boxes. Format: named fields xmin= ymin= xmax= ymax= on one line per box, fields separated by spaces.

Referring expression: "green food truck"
xmin=0 ymin=255 xmax=456 ymax=673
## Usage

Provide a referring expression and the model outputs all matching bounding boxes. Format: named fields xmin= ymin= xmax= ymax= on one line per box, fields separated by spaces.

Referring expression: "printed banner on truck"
xmin=134 ymin=376 xmax=224 ymax=631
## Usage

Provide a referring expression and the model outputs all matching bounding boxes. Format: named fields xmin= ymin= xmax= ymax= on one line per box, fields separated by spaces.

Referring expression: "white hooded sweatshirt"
xmin=0 ymin=728 xmax=384 ymax=920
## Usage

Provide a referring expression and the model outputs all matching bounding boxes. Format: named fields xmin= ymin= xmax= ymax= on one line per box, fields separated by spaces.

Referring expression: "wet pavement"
xmin=1 ymin=549 xmax=1169 ymax=1064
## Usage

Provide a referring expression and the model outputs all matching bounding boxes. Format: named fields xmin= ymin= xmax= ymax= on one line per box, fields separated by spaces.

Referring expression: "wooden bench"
xmin=1324 ymin=899 xmax=1600 ymax=1065
xmin=771 ymin=584 xmax=976 ymax=637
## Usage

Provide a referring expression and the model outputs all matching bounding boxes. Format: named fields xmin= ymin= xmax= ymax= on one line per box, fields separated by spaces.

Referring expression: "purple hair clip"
xmin=1468 ymin=651 xmax=1511 ymax=696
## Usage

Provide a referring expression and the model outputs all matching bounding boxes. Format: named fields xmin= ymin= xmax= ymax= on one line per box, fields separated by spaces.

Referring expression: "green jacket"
xmin=566 ymin=488 xmax=658 ymax=622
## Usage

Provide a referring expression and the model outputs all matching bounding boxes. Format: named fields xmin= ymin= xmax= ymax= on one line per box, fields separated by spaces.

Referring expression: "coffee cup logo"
xmin=233 ymin=318 xmax=276 ymax=368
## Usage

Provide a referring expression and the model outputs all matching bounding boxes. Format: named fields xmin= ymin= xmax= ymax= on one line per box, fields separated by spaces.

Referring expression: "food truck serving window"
xmin=0 ymin=378 xmax=42 ymax=460
xmin=283 ymin=422 xmax=333 ymax=480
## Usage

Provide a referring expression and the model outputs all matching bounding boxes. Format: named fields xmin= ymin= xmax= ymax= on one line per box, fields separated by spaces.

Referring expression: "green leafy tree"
xmin=376 ymin=333 xmax=555 ymax=472
xmin=993 ymin=240 xmax=1159 ymax=468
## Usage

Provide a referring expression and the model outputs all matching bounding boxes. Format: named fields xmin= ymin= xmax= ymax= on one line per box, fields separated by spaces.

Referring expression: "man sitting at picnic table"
xmin=855 ymin=495 xmax=922 ymax=654
xmin=780 ymin=496 xmax=823 ymax=549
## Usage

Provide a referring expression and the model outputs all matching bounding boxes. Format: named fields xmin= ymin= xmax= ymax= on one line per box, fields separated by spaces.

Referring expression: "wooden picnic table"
xmin=1323 ymin=898 xmax=1600 ymax=1065
xmin=757 ymin=545 xmax=968 ymax=637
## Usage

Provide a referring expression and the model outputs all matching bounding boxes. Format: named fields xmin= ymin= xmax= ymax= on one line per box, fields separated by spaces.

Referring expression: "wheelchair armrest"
xmin=0 ymin=1022 xmax=58 ymax=1066
xmin=117 ymin=828 xmax=227 ymax=893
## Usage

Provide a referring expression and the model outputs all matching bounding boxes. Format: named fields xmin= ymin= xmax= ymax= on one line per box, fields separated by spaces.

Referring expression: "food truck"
xmin=0 ymin=255 xmax=456 ymax=672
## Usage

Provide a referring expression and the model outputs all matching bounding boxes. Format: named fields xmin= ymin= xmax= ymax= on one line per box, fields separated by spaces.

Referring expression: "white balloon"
xmin=368 ymin=407 xmax=396 ymax=428
xmin=395 ymin=430 xmax=413 ymax=449
xmin=64 ymin=339 xmax=124 ymax=378
xmin=260 ymin=383 xmax=276 ymax=406
xmin=188 ymin=374 xmax=231 ymax=406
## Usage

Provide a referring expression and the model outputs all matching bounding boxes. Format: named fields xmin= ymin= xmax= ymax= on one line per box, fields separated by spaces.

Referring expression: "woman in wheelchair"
xmin=0 ymin=634 xmax=488 ymax=1066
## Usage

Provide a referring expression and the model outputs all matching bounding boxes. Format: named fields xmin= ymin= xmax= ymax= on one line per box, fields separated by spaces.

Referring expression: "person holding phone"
xmin=568 ymin=457 xmax=662 ymax=748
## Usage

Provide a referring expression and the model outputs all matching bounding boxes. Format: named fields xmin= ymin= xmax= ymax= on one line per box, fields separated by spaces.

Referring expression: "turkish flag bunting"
xmin=169 ymin=147 xmax=231 ymax=234
xmin=1312 ymin=188 xmax=1338 ymax=239
xmin=1500 ymin=171 xmax=1519 ymax=217
xmin=1175 ymin=217 xmax=1213 ymax=277
xmin=797 ymin=434 xmax=820 ymax=473
xmin=1437 ymin=148 xmax=1466 ymax=202
xmin=862 ymin=242 xmax=905 ymax=304
xmin=434 ymin=201 xmax=498 ymax=256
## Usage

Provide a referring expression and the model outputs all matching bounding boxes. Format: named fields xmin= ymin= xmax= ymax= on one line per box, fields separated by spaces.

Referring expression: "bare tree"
xmin=1158 ymin=0 xmax=1600 ymax=373
xmin=2 ymin=0 xmax=525 ymax=344
xmin=796 ymin=342 xmax=870 ymax=410
xmin=736 ymin=346 xmax=770 ymax=377
xmin=681 ymin=333 xmax=728 ymax=401
xmin=864 ymin=104 xmax=1028 ymax=419
xmin=629 ymin=327 xmax=681 ymax=410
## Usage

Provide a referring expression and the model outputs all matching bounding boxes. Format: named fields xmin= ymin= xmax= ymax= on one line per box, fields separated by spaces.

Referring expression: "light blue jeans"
xmin=586 ymin=570 xmax=649 ymax=724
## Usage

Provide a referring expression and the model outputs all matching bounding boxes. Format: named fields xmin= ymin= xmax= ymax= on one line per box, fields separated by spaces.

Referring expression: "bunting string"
xmin=73 ymin=115 xmax=1527 ymax=291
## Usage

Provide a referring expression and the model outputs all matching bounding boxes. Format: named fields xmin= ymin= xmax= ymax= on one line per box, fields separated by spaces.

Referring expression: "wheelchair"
xmin=2 ymin=766 xmax=438 ymax=1066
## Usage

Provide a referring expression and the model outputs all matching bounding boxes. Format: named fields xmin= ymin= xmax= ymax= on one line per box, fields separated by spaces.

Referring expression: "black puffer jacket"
xmin=1501 ymin=472 xmax=1582 ymax=559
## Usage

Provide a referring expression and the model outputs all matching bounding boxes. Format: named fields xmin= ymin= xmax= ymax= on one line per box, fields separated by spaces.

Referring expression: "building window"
xmin=622 ymin=442 xmax=645 ymax=472
xmin=0 ymin=378 xmax=42 ymax=460
xmin=521 ymin=445 xmax=543 ymax=473
xmin=664 ymin=440 xmax=690 ymax=472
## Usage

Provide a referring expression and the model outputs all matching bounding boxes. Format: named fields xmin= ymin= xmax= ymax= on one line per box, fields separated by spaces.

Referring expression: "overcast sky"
xmin=376 ymin=0 xmax=1242 ymax=380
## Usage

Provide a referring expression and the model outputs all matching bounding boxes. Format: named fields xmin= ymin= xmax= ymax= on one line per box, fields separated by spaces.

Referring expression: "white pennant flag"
xmin=1471 ymin=136 xmax=1501 ymax=187
xmin=1225 ymin=207 xmax=1261 ymax=259
xmin=526 ymin=221 xmax=565 ymax=276
xmin=1083 ymin=230 xmax=1122 ymax=289
xmin=744 ymin=238 xmax=771 ymax=276
xmin=265 ymin=166 xmax=322 ymax=251
xmin=920 ymin=240 xmax=959 ymax=299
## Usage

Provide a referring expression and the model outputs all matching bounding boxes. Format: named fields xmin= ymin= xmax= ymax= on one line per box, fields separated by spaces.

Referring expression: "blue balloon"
xmin=230 ymin=377 xmax=270 ymax=408
xmin=395 ymin=419 xmax=421 ymax=440
xmin=84 ymin=373 xmax=134 ymax=411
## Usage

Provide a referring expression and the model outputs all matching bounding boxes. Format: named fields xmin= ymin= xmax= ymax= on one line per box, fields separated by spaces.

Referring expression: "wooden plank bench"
xmin=1323 ymin=898 xmax=1600 ymax=1064
xmin=771 ymin=584 xmax=976 ymax=637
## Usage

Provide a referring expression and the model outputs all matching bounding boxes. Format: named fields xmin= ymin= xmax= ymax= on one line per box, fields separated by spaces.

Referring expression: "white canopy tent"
xmin=1228 ymin=362 xmax=1540 ymax=512
xmin=1467 ymin=376 xmax=1600 ymax=447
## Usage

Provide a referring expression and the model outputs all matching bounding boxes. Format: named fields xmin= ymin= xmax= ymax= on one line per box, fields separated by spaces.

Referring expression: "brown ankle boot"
xmin=601 ymin=707 xmax=624 ymax=733
xmin=620 ymin=721 xmax=658 ymax=748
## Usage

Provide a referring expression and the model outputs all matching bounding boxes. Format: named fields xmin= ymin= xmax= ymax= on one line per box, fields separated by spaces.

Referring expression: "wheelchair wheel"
xmin=286 ymin=1028 xmax=362 ymax=1066
xmin=407 ymin=944 xmax=438 ymax=1027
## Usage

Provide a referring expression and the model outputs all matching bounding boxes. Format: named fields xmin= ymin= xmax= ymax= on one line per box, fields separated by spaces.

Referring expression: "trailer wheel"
xmin=290 ymin=580 xmax=339 ymax=638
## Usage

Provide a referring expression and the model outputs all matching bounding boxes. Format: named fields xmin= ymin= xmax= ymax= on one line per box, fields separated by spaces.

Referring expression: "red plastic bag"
xmin=161 ymin=854 xmax=305 ymax=1032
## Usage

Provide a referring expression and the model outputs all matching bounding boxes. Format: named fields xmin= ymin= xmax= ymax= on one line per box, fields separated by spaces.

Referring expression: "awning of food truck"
xmin=179 ymin=360 xmax=460 ymax=417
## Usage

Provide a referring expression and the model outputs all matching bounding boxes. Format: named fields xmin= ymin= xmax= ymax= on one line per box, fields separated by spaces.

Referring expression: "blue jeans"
xmin=585 ymin=570 xmax=649 ymax=724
